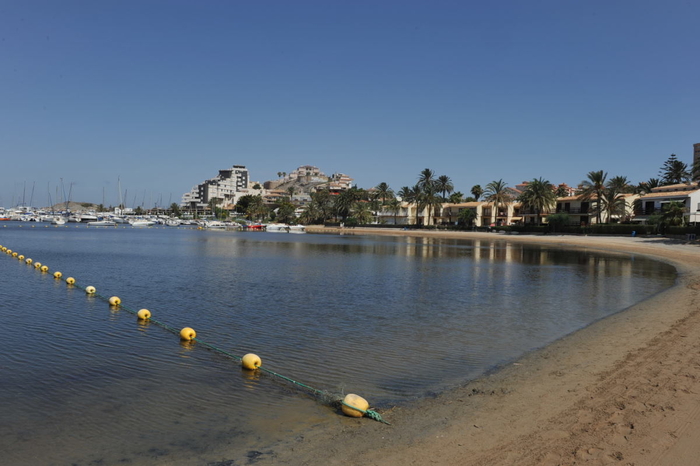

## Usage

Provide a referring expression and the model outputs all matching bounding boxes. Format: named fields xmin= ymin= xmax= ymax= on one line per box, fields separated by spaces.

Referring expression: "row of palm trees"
xmin=263 ymin=153 xmax=693 ymax=226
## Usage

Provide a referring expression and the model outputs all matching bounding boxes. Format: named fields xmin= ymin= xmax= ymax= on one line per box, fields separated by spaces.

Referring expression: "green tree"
xmin=169 ymin=202 xmax=181 ymax=217
xmin=276 ymin=200 xmax=296 ymax=224
xmin=659 ymin=154 xmax=690 ymax=185
xmin=436 ymin=175 xmax=454 ymax=201
xmin=547 ymin=212 xmax=570 ymax=232
xmin=484 ymin=179 xmax=513 ymax=226
xmin=602 ymin=176 xmax=631 ymax=223
xmin=579 ymin=170 xmax=608 ymax=224
xmin=374 ymin=182 xmax=394 ymax=205
xmin=208 ymin=197 xmax=223 ymax=218
xmin=555 ymin=185 xmax=569 ymax=198
xmin=458 ymin=208 xmax=477 ymax=227
xmin=384 ymin=197 xmax=402 ymax=224
xmin=398 ymin=185 xmax=421 ymax=225
xmin=661 ymin=201 xmax=686 ymax=226
xmin=235 ymin=195 xmax=258 ymax=214
xmin=352 ymin=201 xmax=373 ymax=224
xmin=334 ymin=188 xmax=361 ymax=221
xmin=245 ymin=196 xmax=268 ymax=221
xmin=637 ymin=178 xmax=660 ymax=194
xmin=449 ymin=191 xmax=464 ymax=203
xmin=418 ymin=182 xmax=443 ymax=226
xmin=471 ymin=185 xmax=483 ymax=201
xmin=517 ymin=178 xmax=556 ymax=225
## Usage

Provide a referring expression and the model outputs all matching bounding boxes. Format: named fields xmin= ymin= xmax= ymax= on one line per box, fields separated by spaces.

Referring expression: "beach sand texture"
xmin=259 ymin=229 xmax=700 ymax=466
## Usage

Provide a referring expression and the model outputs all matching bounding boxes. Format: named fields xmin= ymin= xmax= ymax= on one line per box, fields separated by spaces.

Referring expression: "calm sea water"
xmin=0 ymin=224 xmax=676 ymax=465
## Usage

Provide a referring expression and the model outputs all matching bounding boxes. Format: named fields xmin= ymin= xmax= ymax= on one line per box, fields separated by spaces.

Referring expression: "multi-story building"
xmin=634 ymin=183 xmax=700 ymax=224
xmin=181 ymin=165 xmax=249 ymax=212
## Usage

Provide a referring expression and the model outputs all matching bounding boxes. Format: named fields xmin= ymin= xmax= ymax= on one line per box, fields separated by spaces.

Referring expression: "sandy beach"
xmin=257 ymin=228 xmax=700 ymax=466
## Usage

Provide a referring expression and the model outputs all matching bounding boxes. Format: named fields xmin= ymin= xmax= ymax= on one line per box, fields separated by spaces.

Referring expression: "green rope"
xmin=5 ymin=246 xmax=391 ymax=425
xmin=256 ymin=365 xmax=326 ymax=396
xmin=340 ymin=401 xmax=391 ymax=425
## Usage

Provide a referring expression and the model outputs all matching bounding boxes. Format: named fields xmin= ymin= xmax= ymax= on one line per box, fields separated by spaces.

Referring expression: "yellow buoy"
xmin=53 ymin=271 xmax=63 ymax=279
xmin=12 ymin=252 xmax=18 ymax=257
xmin=137 ymin=309 xmax=151 ymax=320
xmin=6 ymin=249 xmax=12 ymax=254
xmin=241 ymin=353 xmax=262 ymax=370
xmin=40 ymin=265 xmax=49 ymax=273
xmin=66 ymin=277 xmax=76 ymax=285
xmin=34 ymin=262 xmax=42 ymax=269
xmin=108 ymin=296 xmax=121 ymax=306
xmin=25 ymin=258 xmax=33 ymax=265
xmin=18 ymin=255 xmax=25 ymax=261
xmin=341 ymin=394 xmax=370 ymax=418
xmin=180 ymin=327 xmax=196 ymax=341
xmin=85 ymin=285 xmax=96 ymax=294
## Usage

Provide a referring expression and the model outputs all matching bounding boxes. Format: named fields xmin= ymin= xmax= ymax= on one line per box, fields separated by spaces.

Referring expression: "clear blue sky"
xmin=2 ymin=0 xmax=698 ymax=208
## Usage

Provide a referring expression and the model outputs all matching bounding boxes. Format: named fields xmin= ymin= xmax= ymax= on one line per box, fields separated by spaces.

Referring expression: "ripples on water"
xmin=0 ymin=224 xmax=676 ymax=464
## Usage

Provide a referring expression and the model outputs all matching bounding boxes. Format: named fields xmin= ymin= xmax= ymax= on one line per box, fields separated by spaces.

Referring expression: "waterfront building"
xmin=634 ymin=183 xmax=700 ymax=224
xmin=181 ymin=165 xmax=249 ymax=212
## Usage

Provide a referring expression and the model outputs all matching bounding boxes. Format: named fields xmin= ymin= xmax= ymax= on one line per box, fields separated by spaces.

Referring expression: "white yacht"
xmin=87 ymin=220 xmax=117 ymax=227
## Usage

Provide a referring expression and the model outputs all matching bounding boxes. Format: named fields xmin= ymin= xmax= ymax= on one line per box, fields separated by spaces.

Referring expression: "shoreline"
xmin=258 ymin=227 xmax=700 ymax=465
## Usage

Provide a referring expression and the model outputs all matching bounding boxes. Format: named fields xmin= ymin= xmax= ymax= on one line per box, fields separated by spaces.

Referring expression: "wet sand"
xmin=257 ymin=228 xmax=700 ymax=465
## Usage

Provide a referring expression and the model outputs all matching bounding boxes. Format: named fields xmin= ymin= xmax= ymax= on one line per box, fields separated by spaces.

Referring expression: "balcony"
xmin=555 ymin=208 xmax=589 ymax=214
xmin=633 ymin=207 xmax=690 ymax=216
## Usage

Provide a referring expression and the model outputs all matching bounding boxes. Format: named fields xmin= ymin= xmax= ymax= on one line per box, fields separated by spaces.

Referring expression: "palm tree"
xmin=384 ymin=197 xmax=402 ymax=224
xmin=436 ymin=175 xmax=454 ymax=201
xmin=579 ymin=170 xmax=608 ymax=224
xmin=662 ymin=201 xmax=686 ymax=226
xmin=352 ymin=201 xmax=373 ymax=225
xmin=418 ymin=182 xmax=443 ymax=226
xmin=517 ymin=178 xmax=556 ymax=225
xmin=471 ymin=185 xmax=483 ymax=201
xmin=449 ymin=192 xmax=464 ymax=203
xmin=398 ymin=185 xmax=421 ymax=225
xmin=334 ymin=188 xmax=360 ymax=221
xmin=484 ymin=179 xmax=513 ymax=226
xmin=603 ymin=176 xmax=631 ymax=223
xmin=374 ymin=182 xmax=394 ymax=205
xmin=636 ymin=178 xmax=660 ymax=194
xmin=276 ymin=200 xmax=296 ymax=224
xmin=417 ymin=168 xmax=436 ymax=190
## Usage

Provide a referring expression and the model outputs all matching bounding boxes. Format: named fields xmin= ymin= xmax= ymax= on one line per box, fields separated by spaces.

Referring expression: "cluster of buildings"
xmin=182 ymin=144 xmax=700 ymax=226
xmin=429 ymin=181 xmax=700 ymax=227
xmin=180 ymin=164 xmax=353 ymax=214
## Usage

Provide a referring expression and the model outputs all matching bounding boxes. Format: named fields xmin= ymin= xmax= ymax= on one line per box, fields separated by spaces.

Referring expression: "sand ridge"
xmin=256 ymin=229 xmax=700 ymax=465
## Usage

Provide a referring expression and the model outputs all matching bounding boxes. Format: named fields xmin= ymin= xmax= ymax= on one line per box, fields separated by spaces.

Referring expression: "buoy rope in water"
xmin=2 ymin=247 xmax=390 ymax=425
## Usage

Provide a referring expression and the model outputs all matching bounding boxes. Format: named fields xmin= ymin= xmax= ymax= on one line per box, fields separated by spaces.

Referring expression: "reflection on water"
xmin=0 ymin=225 xmax=676 ymax=465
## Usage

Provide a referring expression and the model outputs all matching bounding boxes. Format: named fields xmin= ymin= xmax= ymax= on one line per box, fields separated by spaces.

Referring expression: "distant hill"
xmin=48 ymin=201 xmax=100 ymax=212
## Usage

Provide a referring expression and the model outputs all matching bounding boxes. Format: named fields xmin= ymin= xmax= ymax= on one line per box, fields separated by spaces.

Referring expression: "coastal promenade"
xmin=267 ymin=227 xmax=700 ymax=465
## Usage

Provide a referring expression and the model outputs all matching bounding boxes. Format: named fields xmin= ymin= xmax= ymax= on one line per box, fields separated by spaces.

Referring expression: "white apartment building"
xmin=181 ymin=165 xmax=249 ymax=211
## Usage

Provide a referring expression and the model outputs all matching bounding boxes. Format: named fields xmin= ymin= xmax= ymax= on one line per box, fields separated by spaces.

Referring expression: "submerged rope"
xmin=3 ymin=247 xmax=390 ymax=425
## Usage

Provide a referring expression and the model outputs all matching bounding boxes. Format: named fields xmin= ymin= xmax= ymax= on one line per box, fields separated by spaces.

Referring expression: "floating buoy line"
xmin=0 ymin=243 xmax=389 ymax=425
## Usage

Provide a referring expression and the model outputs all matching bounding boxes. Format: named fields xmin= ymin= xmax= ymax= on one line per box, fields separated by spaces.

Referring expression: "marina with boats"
xmin=0 ymin=206 xmax=304 ymax=232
